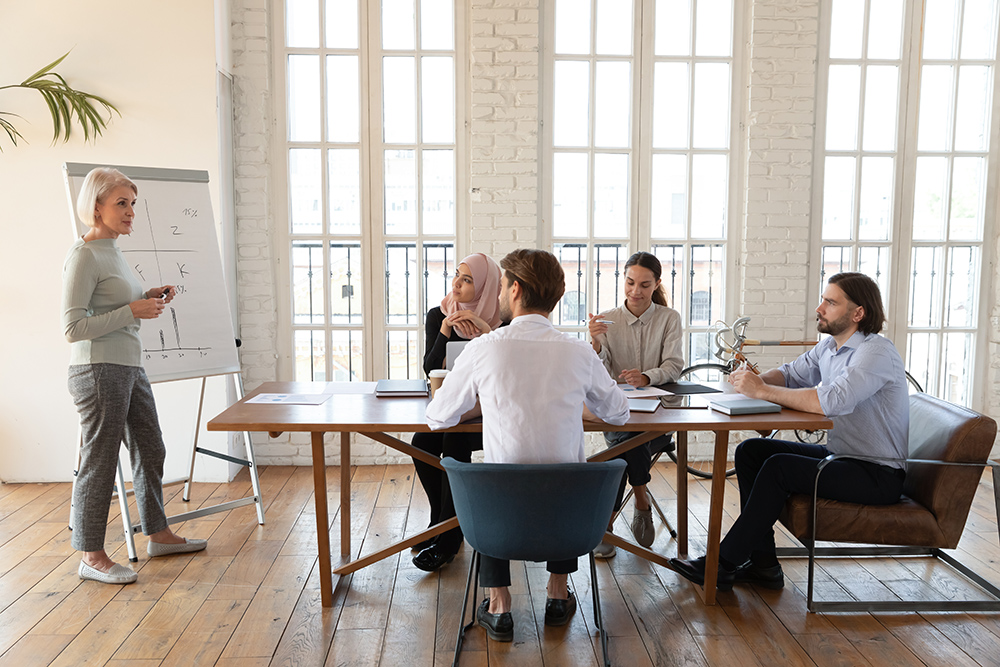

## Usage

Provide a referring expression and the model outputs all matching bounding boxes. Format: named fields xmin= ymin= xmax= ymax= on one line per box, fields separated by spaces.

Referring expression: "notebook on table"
xmin=707 ymin=395 xmax=781 ymax=415
xmin=628 ymin=398 xmax=660 ymax=413
xmin=375 ymin=379 xmax=430 ymax=397
xmin=660 ymin=381 xmax=723 ymax=395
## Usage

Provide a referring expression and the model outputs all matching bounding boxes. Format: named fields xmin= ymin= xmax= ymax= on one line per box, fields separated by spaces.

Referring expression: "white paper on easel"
xmin=246 ymin=393 xmax=333 ymax=405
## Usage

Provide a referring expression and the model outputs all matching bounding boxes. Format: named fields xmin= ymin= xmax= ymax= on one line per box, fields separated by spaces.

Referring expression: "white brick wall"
xmin=468 ymin=0 xmax=541 ymax=258
xmin=230 ymin=0 xmax=1000 ymax=464
xmin=740 ymin=0 xmax=820 ymax=372
xmin=231 ymin=0 xmax=278 ymax=393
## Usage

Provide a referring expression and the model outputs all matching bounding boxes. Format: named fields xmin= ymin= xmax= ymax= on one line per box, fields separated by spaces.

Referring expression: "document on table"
xmin=246 ymin=393 xmax=334 ymax=405
xmin=617 ymin=384 xmax=672 ymax=398
xmin=322 ymin=382 xmax=377 ymax=394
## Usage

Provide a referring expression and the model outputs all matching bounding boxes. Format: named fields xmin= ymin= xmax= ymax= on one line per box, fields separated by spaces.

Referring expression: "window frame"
xmin=540 ymin=0 xmax=745 ymax=359
xmin=810 ymin=0 xmax=1000 ymax=410
xmin=272 ymin=0 xmax=470 ymax=382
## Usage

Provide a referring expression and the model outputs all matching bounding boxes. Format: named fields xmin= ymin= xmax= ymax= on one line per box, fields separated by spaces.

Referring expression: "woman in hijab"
xmin=411 ymin=253 xmax=503 ymax=572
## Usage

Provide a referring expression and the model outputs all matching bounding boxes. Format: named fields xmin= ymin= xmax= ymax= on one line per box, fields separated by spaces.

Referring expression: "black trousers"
xmin=719 ymin=438 xmax=905 ymax=567
xmin=603 ymin=431 xmax=673 ymax=512
xmin=478 ymin=554 xmax=578 ymax=588
xmin=411 ymin=431 xmax=483 ymax=553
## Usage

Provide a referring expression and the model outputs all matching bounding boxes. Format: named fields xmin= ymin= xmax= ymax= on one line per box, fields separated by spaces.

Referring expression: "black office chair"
xmin=442 ymin=458 xmax=627 ymax=667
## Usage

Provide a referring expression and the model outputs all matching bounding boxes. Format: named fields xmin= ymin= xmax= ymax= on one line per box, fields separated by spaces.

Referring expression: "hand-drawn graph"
xmin=128 ymin=198 xmax=214 ymax=358
xmin=65 ymin=164 xmax=240 ymax=383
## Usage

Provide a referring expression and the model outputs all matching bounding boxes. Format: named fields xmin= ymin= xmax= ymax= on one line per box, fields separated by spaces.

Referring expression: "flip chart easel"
xmin=63 ymin=162 xmax=264 ymax=561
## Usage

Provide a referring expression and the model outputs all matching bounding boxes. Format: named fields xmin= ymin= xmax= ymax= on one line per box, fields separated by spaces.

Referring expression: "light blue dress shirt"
xmin=778 ymin=332 xmax=909 ymax=469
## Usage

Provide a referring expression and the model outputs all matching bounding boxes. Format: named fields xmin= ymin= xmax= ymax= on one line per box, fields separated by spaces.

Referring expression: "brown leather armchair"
xmin=776 ymin=393 xmax=1000 ymax=612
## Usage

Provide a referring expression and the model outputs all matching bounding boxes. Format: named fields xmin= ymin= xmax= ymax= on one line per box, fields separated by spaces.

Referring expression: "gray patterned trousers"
xmin=68 ymin=364 xmax=168 ymax=552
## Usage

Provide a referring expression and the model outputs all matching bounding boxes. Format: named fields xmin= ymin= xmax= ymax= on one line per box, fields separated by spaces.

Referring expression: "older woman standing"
xmin=63 ymin=168 xmax=207 ymax=585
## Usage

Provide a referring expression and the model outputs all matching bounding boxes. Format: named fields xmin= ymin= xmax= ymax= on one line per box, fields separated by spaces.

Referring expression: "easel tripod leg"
xmin=116 ymin=455 xmax=138 ymax=563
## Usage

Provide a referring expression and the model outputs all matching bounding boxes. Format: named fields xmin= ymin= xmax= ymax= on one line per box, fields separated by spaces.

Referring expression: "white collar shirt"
xmin=426 ymin=314 xmax=630 ymax=463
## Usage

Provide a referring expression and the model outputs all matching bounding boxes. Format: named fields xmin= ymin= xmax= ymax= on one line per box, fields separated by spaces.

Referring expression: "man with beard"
xmin=670 ymin=272 xmax=909 ymax=591
xmin=426 ymin=248 xmax=630 ymax=642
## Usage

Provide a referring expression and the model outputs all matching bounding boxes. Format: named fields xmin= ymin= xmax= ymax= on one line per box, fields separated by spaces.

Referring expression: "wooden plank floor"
xmin=0 ymin=461 xmax=998 ymax=666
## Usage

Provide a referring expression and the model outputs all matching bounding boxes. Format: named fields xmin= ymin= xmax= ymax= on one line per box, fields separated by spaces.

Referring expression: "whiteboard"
xmin=64 ymin=163 xmax=240 ymax=383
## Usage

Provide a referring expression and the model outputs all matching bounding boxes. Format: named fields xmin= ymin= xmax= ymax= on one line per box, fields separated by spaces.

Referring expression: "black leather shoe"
xmin=733 ymin=561 xmax=784 ymax=589
xmin=410 ymin=536 xmax=437 ymax=552
xmin=477 ymin=599 xmax=513 ymax=642
xmin=412 ymin=544 xmax=456 ymax=572
xmin=668 ymin=556 xmax=735 ymax=591
xmin=544 ymin=591 xmax=577 ymax=626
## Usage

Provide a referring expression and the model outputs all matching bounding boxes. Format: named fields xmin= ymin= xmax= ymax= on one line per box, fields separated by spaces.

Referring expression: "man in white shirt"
xmin=426 ymin=248 xmax=630 ymax=641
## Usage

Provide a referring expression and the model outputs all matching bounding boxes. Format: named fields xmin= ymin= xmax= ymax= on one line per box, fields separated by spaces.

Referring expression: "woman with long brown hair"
xmin=588 ymin=251 xmax=683 ymax=556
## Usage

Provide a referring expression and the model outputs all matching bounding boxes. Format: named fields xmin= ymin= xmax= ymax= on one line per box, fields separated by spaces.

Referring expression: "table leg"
xmin=676 ymin=432 xmax=688 ymax=556
xmin=341 ymin=432 xmax=351 ymax=557
xmin=311 ymin=431 xmax=333 ymax=608
xmin=701 ymin=430 xmax=729 ymax=605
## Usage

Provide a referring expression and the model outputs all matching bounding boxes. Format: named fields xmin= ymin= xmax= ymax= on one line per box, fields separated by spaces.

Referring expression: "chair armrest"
xmin=804 ymin=455 xmax=995 ymax=549
xmin=816 ymin=452 xmax=990 ymax=472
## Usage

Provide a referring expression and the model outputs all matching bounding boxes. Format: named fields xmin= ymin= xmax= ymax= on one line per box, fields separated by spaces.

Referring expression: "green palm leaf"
xmin=0 ymin=51 xmax=120 ymax=151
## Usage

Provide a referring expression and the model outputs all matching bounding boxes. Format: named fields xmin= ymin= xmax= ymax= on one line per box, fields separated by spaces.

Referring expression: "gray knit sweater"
xmin=62 ymin=238 xmax=145 ymax=367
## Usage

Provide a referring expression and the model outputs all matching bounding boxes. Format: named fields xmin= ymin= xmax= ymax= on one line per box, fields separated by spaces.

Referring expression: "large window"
xmin=279 ymin=0 xmax=464 ymax=381
xmin=543 ymin=0 xmax=740 ymax=363
xmin=814 ymin=0 xmax=998 ymax=407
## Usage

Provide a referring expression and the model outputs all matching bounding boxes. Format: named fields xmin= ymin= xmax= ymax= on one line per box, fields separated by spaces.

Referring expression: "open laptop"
xmin=445 ymin=340 xmax=470 ymax=370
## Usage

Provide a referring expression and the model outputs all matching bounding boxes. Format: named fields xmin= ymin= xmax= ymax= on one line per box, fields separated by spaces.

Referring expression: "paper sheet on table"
xmin=617 ymin=384 xmax=672 ymax=398
xmin=246 ymin=393 xmax=334 ymax=405
xmin=322 ymin=382 xmax=377 ymax=394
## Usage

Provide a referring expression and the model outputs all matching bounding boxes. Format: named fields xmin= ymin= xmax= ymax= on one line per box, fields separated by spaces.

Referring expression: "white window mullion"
xmin=365 ymin=0 xmax=386 ymax=381
xmin=453 ymin=0 xmax=470 ymax=259
xmin=890 ymin=0 xmax=925 ymax=349
xmin=807 ymin=0 xmax=834 ymax=326
xmin=633 ymin=0 xmax=652 ymax=250
xmin=317 ymin=1 xmax=332 ymax=380
xmin=357 ymin=0 xmax=377 ymax=382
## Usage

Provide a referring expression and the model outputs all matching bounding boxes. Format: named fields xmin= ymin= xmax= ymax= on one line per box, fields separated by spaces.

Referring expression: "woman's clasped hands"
xmin=444 ymin=310 xmax=490 ymax=338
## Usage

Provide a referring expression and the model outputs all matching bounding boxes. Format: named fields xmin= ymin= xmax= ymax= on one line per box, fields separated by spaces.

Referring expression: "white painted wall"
xmin=0 ymin=0 xmax=234 ymax=483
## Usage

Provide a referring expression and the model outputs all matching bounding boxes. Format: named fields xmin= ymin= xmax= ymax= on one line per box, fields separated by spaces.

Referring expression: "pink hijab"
xmin=440 ymin=253 xmax=502 ymax=339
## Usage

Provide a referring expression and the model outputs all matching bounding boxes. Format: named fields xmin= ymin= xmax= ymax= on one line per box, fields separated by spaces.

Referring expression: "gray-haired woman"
xmin=63 ymin=167 xmax=206 ymax=584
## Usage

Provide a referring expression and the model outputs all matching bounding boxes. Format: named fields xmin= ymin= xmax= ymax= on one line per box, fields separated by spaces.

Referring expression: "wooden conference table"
xmin=207 ymin=382 xmax=832 ymax=607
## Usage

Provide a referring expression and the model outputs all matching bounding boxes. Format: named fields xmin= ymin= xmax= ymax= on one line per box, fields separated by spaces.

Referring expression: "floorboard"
xmin=0 ymin=462 xmax=997 ymax=666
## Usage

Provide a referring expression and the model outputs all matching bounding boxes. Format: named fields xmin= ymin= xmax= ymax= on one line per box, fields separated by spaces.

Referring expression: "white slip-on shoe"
xmin=78 ymin=560 xmax=138 ymax=584
xmin=147 ymin=537 xmax=208 ymax=557
xmin=593 ymin=540 xmax=617 ymax=559
xmin=631 ymin=507 xmax=655 ymax=548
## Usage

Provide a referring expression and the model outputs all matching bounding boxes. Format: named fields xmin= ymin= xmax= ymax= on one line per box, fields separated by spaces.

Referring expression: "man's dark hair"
xmin=828 ymin=272 xmax=885 ymax=335
xmin=500 ymin=248 xmax=565 ymax=314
